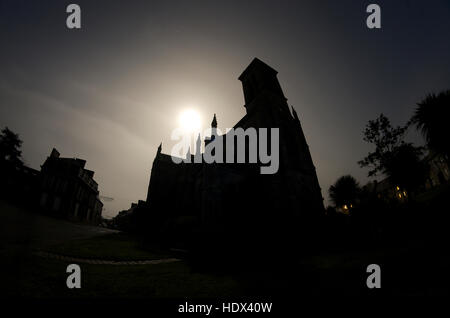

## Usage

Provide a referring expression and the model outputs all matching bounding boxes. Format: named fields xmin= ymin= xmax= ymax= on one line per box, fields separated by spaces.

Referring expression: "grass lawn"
xmin=4 ymin=199 xmax=449 ymax=299
xmin=5 ymin=200 xmax=447 ymax=299
xmin=6 ymin=232 xmax=445 ymax=298
xmin=5 ymin=232 xmax=247 ymax=298
xmin=9 ymin=255 xmax=245 ymax=299
xmin=42 ymin=233 xmax=172 ymax=261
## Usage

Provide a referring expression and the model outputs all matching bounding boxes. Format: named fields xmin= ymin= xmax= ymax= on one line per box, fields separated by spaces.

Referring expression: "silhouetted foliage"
xmin=383 ymin=143 xmax=427 ymax=194
xmin=0 ymin=127 xmax=23 ymax=168
xmin=358 ymin=114 xmax=408 ymax=177
xmin=328 ymin=175 xmax=361 ymax=208
xmin=412 ymin=90 xmax=450 ymax=162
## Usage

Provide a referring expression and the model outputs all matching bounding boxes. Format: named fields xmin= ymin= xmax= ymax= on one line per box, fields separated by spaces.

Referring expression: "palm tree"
xmin=412 ymin=90 xmax=450 ymax=161
xmin=329 ymin=175 xmax=361 ymax=210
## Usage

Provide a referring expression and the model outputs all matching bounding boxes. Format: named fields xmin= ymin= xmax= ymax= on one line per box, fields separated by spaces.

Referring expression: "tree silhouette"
xmin=359 ymin=114 xmax=427 ymax=197
xmin=412 ymin=90 xmax=450 ymax=162
xmin=358 ymin=114 xmax=408 ymax=177
xmin=329 ymin=175 xmax=361 ymax=208
xmin=0 ymin=127 xmax=23 ymax=168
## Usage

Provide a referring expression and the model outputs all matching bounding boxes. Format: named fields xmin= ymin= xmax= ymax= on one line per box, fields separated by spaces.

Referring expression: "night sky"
xmin=1 ymin=0 xmax=450 ymax=217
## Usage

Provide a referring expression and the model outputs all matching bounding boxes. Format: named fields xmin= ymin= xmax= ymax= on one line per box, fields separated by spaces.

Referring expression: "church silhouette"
xmin=143 ymin=58 xmax=324 ymax=253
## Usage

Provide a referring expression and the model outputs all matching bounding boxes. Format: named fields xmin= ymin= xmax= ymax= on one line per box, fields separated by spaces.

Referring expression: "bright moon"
xmin=179 ymin=109 xmax=201 ymax=132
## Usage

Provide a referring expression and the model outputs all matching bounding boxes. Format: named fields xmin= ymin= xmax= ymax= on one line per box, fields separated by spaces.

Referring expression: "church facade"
xmin=144 ymin=58 xmax=324 ymax=246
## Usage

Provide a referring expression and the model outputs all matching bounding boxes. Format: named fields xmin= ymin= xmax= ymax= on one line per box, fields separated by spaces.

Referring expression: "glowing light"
xmin=396 ymin=186 xmax=400 ymax=191
xmin=178 ymin=109 xmax=201 ymax=133
xmin=343 ymin=205 xmax=348 ymax=210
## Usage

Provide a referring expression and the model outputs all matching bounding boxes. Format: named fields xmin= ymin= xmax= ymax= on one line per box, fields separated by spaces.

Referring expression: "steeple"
xmin=211 ymin=113 xmax=217 ymax=128
xmin=186 ymin=147 xmax=191 ymax=160
xmin=157 ymin=142 xmax=162 ymax=154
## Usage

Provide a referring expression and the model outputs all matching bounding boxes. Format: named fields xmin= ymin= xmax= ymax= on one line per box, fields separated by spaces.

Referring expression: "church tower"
xmin=238 ymin=58 xmax=291 ymax=122
xmin=237 ymin=58 xmax=324 ymax=215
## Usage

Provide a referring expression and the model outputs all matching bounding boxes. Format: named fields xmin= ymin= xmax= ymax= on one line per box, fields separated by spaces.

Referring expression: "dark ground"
xmin=1 ymin=198 xmax=449 ymax=308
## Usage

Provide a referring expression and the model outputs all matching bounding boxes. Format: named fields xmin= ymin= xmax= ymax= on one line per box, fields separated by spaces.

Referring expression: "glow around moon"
xmin=178 ymin=109 xmax=202 ymax=133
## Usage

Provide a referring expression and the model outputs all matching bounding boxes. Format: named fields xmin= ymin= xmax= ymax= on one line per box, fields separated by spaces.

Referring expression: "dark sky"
xmin=1 ymin=0 xmax=450 ymax=217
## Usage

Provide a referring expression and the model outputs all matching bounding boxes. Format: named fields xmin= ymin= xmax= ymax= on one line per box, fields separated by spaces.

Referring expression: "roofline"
xmin=238 ymin=57 xmax=278 ymax=81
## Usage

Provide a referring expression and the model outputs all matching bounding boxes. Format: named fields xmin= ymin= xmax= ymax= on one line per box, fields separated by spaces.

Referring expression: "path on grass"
xmin=33 ymin=250 xmax=181 ymax=265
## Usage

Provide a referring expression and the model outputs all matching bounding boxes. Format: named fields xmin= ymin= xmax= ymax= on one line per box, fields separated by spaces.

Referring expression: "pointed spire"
xmin=157 ymin=142 xmax=162 ymax=154
xmin=211 ymin=113 xmax=217 ymax=128
xmin=185 ymin=147 xmax=191 ymax=163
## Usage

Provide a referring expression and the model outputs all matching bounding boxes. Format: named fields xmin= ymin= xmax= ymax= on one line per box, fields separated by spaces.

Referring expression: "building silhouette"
xmin=38 ymin=148 xmax=103 ymax=224
xmin=144 ymin=58 xmax=324 ymax=248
